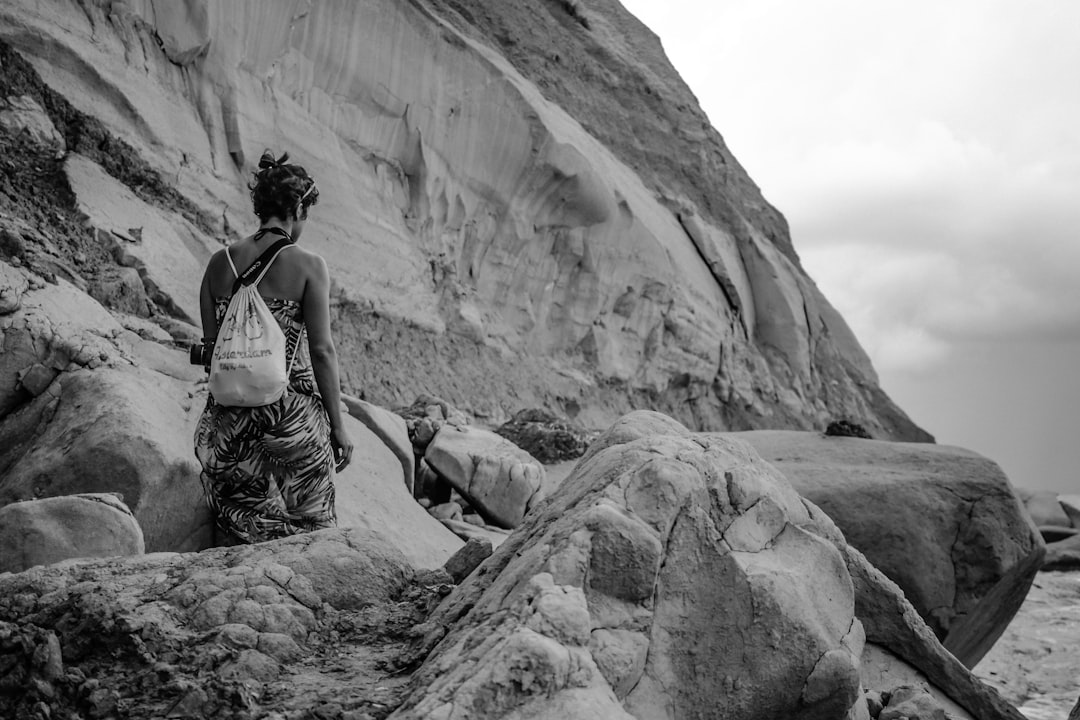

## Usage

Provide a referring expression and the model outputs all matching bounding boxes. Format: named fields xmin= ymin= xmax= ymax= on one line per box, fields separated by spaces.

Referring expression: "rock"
xmin=826 ymin=419 xmax=873 ymax=438
xmin=341 ymin=394 xmax=415 ymax=495
xmin=0 ymin=267 xmax=125 ymax=420
xmin=88 ymin=265 xmax=151 ymax=317
xmin=334 ymin=412 xmax=463 ymax=570
xmin=0 ymin=493 xmax=145 ymax=573
xmin=442 ymin=536 xmax=492 ymax=584
xmin=1070 ymin=695 xmax=1080 ymax=720
xmin=494 ymin=408 xmax=595 ymax=464
xmin=878 ymin=685 xmax=948 ymax=720
xmin=415 ymin=459 xmax=451 ymax=504
xmin=149 ymin=0 xmax=211 ymax=65
xmin=860 ymin=645 xmax=974 ymax=719
xmin=841 ymin=538 xmax=1026 ymax=720
xmin=864 ymin=691 xmax=885 ymax=718
xmin=1043 ymin=534 xmax=1080 ymax=570
xmin=396 ymin=411 xmax=866 ymax=719
xmin=735 ymin=430 xmax=1044 ymax=667
xmin=1059 ymin=494 xmax=1080 ymax=527
xmin=64 ymin=153 xmax=218 ymax=323
xmin=397 ymin=395 xmax=470 ymax=454
xmin=1039 ymin=525 xmax=1077 ymax=543
xmin=438 ymin=519 xmax=511 ymax=548
xmin=0 ymin=366 xmax=211 ymax=553
xmin=16 ymin=362 xmax=56 ymax=396
xmin=1018 ymin=488 xmax=1072 ymax=527
xmin=428 ymin=501 xmax=462 ymax=522
xmin=0 ymin=260 xmax=29 ymax=314
xmin=425 ymin=425 xmax=546 ymax=529
xmin=114 ymin=312 xmax=174 ymax=344
xmin=0 ymin=94 xmax=64 ymax=151
xmin=0 ymin=527 xmax=417 ymax=718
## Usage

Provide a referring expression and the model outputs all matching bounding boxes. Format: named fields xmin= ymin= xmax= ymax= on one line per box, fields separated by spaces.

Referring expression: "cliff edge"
xmin=0 ymin=0 xmax=931 ymax=439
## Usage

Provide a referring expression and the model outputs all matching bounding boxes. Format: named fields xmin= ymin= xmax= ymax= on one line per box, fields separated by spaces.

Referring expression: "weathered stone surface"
xmin=1039 ymin=525 xmax=1077 ymax=543
xmin=0 ymin=527 xmax=419 ymax=718
xmin=88 ymin=265 xmax=151 ymax=317
xmin=1060 ymin=495 xmax=1080 ymax=526
xmin=0 ymin=365 xmax=210 ymax=553
xmin=0 ymin=493 xmax=145 ymax=573
xmin=1043 ymin=534 xmax=1080 ymax=569
xmin=0 ymin=93 xmax=64 ymax=150
xmin=425 ymin=425 xmax=546 ymax=529
xmin=1017 ymin=487 xmax=1072 ymax=527
xmin=394 ymin=411 xmax=865 ymax=720
xmin=439 ymin=518 xmax=511 ymax=548
xmin=0 ymin=261 xmax=124 ymax=420
xmin=879 ymin=685 xmax=948 ymax=720
xmin=334 ymin=412 xmax=463 ymax=570
xmin=735 ymin=430 xmax=1044 ymax=667
xmin=840 ymin=538 xmax=1026 ymax=720
xmin=149 ymin=0 xmax=211 ymax=66
xmin=0 ymin=259 xmax=29 ymax=314
xmin=442 ymin=536 xmax=492 ymax=584
xmin=64 ymin=153 xmax=218 ymax=323
xmin=0 ymin=0 xmax=928 ymax=440
xmin=860 ymin=645 xmax=974 ymax=719
xmin=342 ymin=393 xmax=415 ymax=495
xmin=495 ymin=408 xmax=595 ymax=464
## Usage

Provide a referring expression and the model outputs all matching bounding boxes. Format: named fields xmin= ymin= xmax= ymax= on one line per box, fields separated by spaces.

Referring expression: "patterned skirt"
xmin=194 ymin=389 xmax=337 ymax=544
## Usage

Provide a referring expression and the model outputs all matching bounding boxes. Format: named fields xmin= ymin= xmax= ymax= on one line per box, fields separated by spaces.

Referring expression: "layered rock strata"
xmin=0 ymin=0 xmax=929 ymax=439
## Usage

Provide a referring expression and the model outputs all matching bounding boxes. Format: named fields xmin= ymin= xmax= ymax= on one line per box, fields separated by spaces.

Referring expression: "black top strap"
xmin=253 ymin=227 xmax=292 ymax=243
xmin=231 ymin=237 xmax=294 ymax=295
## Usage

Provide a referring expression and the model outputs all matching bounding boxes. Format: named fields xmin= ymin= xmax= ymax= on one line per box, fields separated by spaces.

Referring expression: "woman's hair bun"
xmin=257 ymin=150 xmax=290 ymax=173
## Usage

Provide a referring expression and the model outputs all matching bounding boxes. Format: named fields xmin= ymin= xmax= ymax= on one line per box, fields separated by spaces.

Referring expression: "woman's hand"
xmin=331 ymin=426 xmax=354 ymax=472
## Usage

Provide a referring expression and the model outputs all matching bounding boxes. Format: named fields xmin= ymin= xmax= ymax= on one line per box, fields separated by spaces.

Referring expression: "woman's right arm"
xmin=303 ymin=253 xmax=354 ymax=470
xmin=199 ymin=252 xmax=220 ymax=343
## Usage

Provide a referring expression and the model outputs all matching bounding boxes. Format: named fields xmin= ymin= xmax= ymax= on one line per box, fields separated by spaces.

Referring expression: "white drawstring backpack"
xmin=209 ymin=239 xmax=301 ymax=407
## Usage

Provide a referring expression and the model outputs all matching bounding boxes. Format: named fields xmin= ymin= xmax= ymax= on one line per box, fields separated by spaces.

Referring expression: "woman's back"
xmin=205 ymin=236 xmax=313 ymax=306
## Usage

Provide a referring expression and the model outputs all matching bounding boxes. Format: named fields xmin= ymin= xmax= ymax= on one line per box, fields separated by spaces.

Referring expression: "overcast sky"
xmin=620 ymin=0 xmax=1080 ymax=493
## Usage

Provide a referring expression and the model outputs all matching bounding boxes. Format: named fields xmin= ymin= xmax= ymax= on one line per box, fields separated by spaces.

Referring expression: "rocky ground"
xmin=976 ymin=570 xmax=1080 ymax=720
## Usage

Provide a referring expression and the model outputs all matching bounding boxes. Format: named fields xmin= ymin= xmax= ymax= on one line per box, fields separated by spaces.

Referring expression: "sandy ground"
xmin=975 ymin=570 xmax=1080 ymax=720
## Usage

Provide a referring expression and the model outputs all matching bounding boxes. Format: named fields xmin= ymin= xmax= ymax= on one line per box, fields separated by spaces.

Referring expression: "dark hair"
xmin=248 ymin=150 xmax=320 ymax=222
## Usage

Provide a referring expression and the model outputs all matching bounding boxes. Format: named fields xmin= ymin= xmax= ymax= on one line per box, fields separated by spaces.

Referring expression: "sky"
xmin=619 ymin=0 xmax=1080 ymax=493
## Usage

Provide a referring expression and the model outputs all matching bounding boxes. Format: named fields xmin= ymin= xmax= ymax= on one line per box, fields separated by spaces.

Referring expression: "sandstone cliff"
xmin=0 ymin=0 xmax=930 ymax=439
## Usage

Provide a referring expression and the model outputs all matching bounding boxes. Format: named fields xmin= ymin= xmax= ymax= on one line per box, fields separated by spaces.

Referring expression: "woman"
xmin=194 ymin=150 xmax=353 ymax=544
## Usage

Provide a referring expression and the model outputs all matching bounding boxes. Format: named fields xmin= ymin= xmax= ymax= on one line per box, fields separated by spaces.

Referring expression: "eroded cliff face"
xmin=0 ymin=0 xmax=930 ymax=439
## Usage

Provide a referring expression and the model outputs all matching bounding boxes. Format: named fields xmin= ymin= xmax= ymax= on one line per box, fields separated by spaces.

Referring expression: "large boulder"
xmin=0 ymin=493 xmax=144 ymax=573
xmin=341 ymin=393 xmax=415 ymax=495
xmin=335 ymin=412 xmax=463 ymax=570
xmin=0 ymin=365 xmax=210 ymax=553
xmin=424 ymin=425 xmax=546 ymax=529
xmin=734 ymin=430 xmax=1044 ymax=667
xmin=0 ymin=527 xmax=420 ymax=718
xmin=1042 ymin=534 xmax=1080 ymax=569
xmin=394 ymin=411 xmax=867 ymax=720
xmin=1017 ymin=488 xmax=1071 ymax=527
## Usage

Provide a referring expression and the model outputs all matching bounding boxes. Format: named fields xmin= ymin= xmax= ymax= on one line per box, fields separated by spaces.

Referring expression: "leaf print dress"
xmin=194 ymin=297 xmax=336 ymax=543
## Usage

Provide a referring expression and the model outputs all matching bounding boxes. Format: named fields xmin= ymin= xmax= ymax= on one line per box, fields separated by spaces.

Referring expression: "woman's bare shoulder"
xmin=286 ymin=245 xmax=328 ymax=273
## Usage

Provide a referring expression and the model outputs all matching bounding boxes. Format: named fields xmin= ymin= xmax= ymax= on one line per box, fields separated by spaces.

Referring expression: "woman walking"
xmin=194 ymin=150 xmax=353 ymax=544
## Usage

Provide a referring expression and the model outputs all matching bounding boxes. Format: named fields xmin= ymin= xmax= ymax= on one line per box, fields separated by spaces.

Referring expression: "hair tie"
xmin=257 ymin=151 xmax=290 ymax=173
